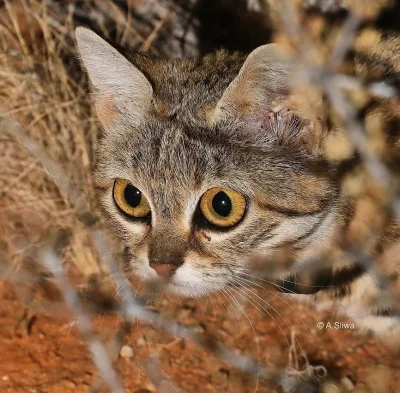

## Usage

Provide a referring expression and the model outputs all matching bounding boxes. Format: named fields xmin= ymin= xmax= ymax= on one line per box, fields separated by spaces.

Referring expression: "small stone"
xmin=340 ymin=377 xmax=354 ymax=391
xmin=120 ymin=345 xmax=133 ymax=358
xmin=2 ymin=375 xmax=9 ymax=381
xmin=321 ymin=379 xmax=344 ymax=393
xmin=177 ymin=308 xmax=192 ymax=321
xmin=190 ymin=324 xmax=205 ymax=334
xmin=144 ymin=382 xmax=156 ymax=392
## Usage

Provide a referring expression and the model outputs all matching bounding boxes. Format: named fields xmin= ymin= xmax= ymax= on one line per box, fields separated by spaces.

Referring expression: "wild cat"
xmin=75 ymin=27 xmax=400 ymax=335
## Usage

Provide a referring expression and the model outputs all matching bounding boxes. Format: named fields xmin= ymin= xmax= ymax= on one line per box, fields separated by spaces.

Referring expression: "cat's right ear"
xmin=75 ymin=27 xmax=153 ymax=127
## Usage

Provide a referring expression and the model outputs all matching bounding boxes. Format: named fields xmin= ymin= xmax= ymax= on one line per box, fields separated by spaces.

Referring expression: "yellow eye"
xmin=113 ymin=179 xmax=151 ymax=218
xmin=200 ymin=187 xmax=246 ymax=228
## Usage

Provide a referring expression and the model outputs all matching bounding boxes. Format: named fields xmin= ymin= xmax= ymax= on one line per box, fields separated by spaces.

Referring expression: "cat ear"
xmin=75 ymin=27 xmax=153 ymax=127
xmin=213 ymin=44 xmax=290 ymax=124
xmin=212 ymin=44 xmax=326 ymax=153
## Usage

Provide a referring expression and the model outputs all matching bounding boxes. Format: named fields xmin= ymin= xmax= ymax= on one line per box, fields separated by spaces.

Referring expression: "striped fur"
xmin=76 ymin=28 xmax=399 ymax=336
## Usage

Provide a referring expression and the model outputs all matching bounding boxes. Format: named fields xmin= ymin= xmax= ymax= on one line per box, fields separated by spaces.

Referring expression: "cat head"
xmin=76 ymin=27 xmax=341 ymax=296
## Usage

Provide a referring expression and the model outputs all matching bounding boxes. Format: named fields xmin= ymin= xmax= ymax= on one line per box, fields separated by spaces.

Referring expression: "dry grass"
xmin=0 ymin=0 xmax=147 ymax=279
xmin=0 ymin=0 xmax=200 ymax=280
xmin=0 ymin=1 xmax=399 ymax=392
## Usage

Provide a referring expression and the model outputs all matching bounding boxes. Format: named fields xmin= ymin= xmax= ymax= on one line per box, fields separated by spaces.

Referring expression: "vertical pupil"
xmin=124 ymin=184 xmax=141 ymax=207
xmin=212 ymin=191 xmax=232 ymax=217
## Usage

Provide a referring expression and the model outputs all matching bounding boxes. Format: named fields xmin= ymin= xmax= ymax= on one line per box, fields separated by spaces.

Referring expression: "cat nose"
xmin=149 ymin=262 xmax=180 ymax=278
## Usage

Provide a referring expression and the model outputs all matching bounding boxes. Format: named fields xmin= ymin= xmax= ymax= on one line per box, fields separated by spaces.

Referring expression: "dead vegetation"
xmin=0 ymin=1 xmax=400 ymax=392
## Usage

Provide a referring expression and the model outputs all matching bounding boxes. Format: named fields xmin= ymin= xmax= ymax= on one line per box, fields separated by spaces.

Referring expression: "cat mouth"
xmin=133 ymin=259 xmax=241 ymax=297
xmin=168 ymin=276 xmax=228 ymax=297
xmin=141 ymin=273 xmax=210 ymax=296
xmin=168 ymin=282 xmax=210 ymax=297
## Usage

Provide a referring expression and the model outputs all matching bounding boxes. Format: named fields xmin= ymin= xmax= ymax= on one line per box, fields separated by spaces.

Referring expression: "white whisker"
xmin=228 ymin=283 xmax=290 ymax=348
xmin=235 ymin=275 xmax=311 ymax=336
xmin=223 ymin=288 xmax=260 ymax=393
xmin=232 ymin=277 xmax=307 ymax=353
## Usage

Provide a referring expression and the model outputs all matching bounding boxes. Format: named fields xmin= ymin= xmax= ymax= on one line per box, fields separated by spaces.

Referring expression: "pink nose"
xmin=149 ymin=262 xmax=178 ymax=278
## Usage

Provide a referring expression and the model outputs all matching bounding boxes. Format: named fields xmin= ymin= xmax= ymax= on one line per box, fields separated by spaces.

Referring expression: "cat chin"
xmin=167 ymin=281 xmax=222 ymax=298
xmin=131 ymin=259 xmax=228 ymax=297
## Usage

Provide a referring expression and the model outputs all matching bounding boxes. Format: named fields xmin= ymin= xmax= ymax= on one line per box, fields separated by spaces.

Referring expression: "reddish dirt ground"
xmin=1 ymin=1 xmax=399 ymax=392
xmin=1 ymin=280 xmax=400 ymax=393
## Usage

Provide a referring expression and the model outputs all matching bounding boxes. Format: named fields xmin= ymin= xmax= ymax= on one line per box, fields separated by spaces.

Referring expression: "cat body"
xmin=76 ymin=27 xmax=399 ymax=335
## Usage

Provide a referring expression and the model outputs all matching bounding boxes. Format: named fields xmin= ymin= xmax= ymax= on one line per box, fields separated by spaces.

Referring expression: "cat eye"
xmin=113 ymin=179 xmax=151 ymax=218
xmin=200 ymin=187 xmax=246 ymax=228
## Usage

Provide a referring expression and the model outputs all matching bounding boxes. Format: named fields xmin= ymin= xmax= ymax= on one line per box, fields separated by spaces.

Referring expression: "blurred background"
xmin=0 ymin=1 xmax=399 ymax=392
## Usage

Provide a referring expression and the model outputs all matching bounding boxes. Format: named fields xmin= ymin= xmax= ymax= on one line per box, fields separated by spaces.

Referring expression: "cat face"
xmin=76 ymin=28 xmax=341 ymax=296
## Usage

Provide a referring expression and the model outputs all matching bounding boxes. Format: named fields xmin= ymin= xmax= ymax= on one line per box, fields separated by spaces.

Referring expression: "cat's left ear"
xmin=213 ymin=44 xmax=290 ymax=123
xmin=75 ymin=27 xmax=153 ymax=127
xmin=212 ymin=44 xmax=326 ymax=152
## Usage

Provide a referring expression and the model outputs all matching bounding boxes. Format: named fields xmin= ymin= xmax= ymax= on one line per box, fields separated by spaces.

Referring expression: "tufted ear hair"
xmin=212 ymin=44 xmax=327 ymax=153
xmin=213 ymin=44 xmax=290 ymax=123
xmin=75 ymin=27 xmax=153 ymax=127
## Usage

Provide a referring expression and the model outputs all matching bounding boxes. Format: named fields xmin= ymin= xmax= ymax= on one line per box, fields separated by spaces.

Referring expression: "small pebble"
xmin=2 ymin=375 xmax=9 ymax=381
xmin=120 ymin=345 xmax=133 ymax=358
xmin=321 ymin=379 xmax=343 ymax=393
xmin=340 ymin=377 xmax=354 ymax=391
xmin=190 ymin=324 xmax=205 ymax=334
xmin=144 ymin=382 xmax=156 ymax=392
